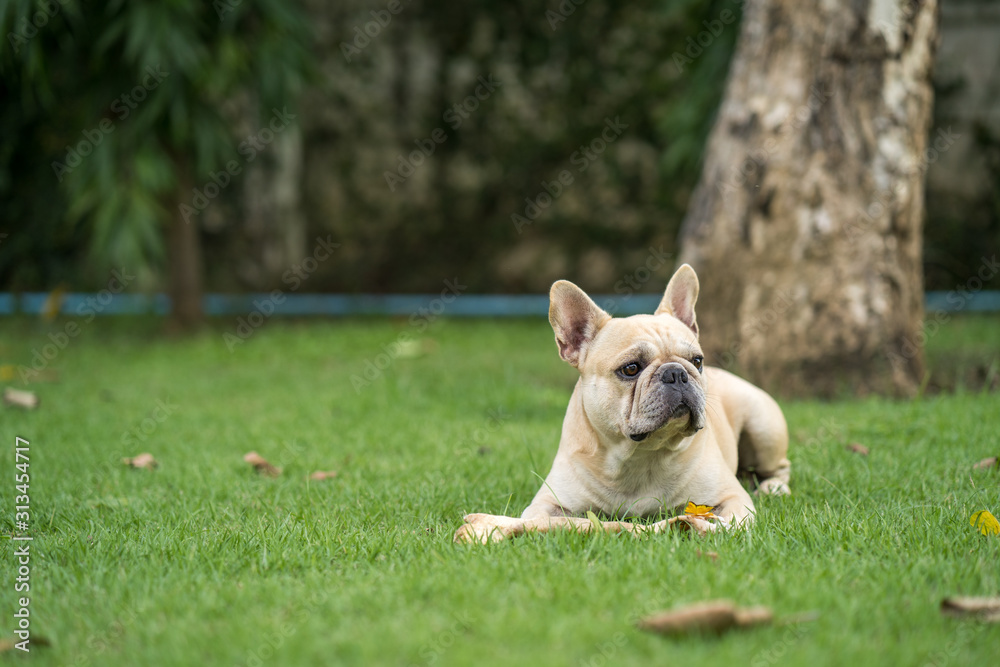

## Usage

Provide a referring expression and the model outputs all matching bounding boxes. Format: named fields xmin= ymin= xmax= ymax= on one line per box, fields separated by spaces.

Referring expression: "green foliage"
xmin=1 ymin=0 xmax=739 ymax=293
xmin=0 ymin=0 xmax=312 ymax=289
xmin=314 ymin=0 xmax=744 ymax=292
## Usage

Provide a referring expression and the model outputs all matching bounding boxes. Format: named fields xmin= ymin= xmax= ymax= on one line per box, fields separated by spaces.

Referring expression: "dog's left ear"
xmin=655 ymin=264 xmax=699 ymax=336
xmin=549 ymin=280 xmax=611 ymax=368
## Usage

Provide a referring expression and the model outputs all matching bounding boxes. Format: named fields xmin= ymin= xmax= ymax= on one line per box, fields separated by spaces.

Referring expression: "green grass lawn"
xmin=1 ymin=314 xmax=999 ymax=666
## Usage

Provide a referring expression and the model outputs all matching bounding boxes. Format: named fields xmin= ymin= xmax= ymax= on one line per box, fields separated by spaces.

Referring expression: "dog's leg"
xmin=755 ymin=459 xmax=791 ymax=496
xmin=737 ymin=388 xmax=792 ymax=496
xmin=454 ymin=493 xmax=755 ymax=543
xmin=453 ymin=512 xmax=645 ymax=544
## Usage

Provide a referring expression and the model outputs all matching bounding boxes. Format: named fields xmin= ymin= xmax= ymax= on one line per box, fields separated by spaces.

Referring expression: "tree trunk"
xmin=238 ymin=120 xmax=306 ymax=289
xmin=168 ymin=160 xmax=205 ymax=331
xmin=679 ymin=0 xmax=939 ymax=398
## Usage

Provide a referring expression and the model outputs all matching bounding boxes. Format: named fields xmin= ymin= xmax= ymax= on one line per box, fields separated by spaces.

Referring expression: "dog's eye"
xmin=620 ymin=362 xmax=641 ymax=378
xmin=691 ymin=355 xmax=704 ymax=372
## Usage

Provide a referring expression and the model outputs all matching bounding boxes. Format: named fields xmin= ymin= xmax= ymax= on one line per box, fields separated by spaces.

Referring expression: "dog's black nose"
xmin=661 ymin=363 xmax=688 ymax=384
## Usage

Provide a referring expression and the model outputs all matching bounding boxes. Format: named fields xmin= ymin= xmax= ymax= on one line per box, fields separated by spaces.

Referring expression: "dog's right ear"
xmin=549 ymin=281 xmax=611 ymax=368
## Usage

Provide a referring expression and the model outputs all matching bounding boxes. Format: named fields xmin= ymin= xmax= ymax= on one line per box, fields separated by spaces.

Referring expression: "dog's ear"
xmin=549 ymin=281 xmax=611 ymax=368
xmin=655 ymin=264 xmax=699 ymax=336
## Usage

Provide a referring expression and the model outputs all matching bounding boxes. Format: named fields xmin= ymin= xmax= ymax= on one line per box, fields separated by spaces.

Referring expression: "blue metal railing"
xmin=1 ymin=291 xmax=998 ymax=317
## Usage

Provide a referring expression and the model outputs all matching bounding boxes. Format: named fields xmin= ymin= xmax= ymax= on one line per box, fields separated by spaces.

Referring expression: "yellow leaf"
xmin=41 ymin=285 xmax=67 ymax=322
xmin=586 ymin=510 xmax=603 ymax=532
xmin=0 ymin=364 xmax=15 ymax=381
xmin=970 ymin=510 xmax=1000 ymax=536
xmin=685 ymin=502 xmax=717 ymax=517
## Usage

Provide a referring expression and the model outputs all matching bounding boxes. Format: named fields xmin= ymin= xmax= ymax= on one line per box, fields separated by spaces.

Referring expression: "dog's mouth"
xmin=627 ymin=404 xmax=699 ymax=442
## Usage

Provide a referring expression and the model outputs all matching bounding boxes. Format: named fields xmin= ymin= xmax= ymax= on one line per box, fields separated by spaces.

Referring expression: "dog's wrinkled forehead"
xmin=585 ymin=314 xmax=700 ymax=372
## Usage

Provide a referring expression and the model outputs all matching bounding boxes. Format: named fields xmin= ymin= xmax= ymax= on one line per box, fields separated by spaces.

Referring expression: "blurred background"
xmin=0 ymin=0 xmax=997 ymax=396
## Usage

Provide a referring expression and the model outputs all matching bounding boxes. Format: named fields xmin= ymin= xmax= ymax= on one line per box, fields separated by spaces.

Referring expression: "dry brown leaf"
xmin=734 ymin=607 xmax=774 ymax=627
xmin=3 ymin=387 xmax=39 ymax=410
xmin=0 ymin=636 xmax=50 ymax=652
xmin=696 ymin=550 xmax=719 ymax=562
xmin=973 ymin=456 xmax=998 ymax=471
xmin=122 ymin=453 xmax=158 ymax=470
xmin=244 ymin=451 xmax=281 ymax=477
xmin=846 ymin=442 xmax=869 ymax=456
xmin=637 ymin=600 xmax=773 ymax=637
xmin=308 ymin=470 xmax=338 ymax=481
xmin=941 ymin=597 xmax=1000 ymax=622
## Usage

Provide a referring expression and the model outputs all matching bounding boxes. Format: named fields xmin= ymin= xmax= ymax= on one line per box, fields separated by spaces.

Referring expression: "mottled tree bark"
xmin=679 ymin=0 xmax=939 ymax=397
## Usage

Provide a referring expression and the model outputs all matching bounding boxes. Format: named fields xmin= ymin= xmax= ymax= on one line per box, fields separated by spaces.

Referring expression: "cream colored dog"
xmin=454 ymin=264 xmax=791 ymax=544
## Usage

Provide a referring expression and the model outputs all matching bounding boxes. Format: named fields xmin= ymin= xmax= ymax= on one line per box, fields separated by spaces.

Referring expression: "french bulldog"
xmin=454 ymin=264 xmax=791 ymax=544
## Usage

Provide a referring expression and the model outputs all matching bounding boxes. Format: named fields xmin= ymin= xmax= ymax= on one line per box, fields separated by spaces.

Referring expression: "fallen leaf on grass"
xmin=3 ymin=387 xmax=39 ymax=410
xmin=941 ymin=597 xmax=1000 ymax=622
xmin=846 ymin=442 xmax=869 ymax=456
xmin=0 ymin=636 xmax=50 ymax=652
xmin=122 ymin=453 xmax=158 ymax=470
xmin=969 ymin=510 xmax=1000 ymax=536
xmin=684 ymin=502 xmax=717 ymax=518
xmin=396 ymin=339 xmax=438 ymax=359
xmin=696 ymin=550 xmax=719 ymax=562
xmin=0 ymin=366 xmax=58 ymax=383
xmin=637 ymin=600 xmax=772 ymax=637
xmin=41 ymin=285 xmax=67 ymax=321
xmin=973 ymin=456 xmax=998 ymax=470
xmin=308 ymin=470 xmax=338 ymax=481
xmin=244 ymin=451 xmax=281 ymax=477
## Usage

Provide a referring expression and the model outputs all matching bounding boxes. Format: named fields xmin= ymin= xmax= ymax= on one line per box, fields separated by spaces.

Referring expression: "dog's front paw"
xmin=667 ymin=514 xmax=722 ymax=537
xmin=755 ymin=478 xmax=791 ymax=496
xmin=453 ymin=513 xmax=523 ymax=544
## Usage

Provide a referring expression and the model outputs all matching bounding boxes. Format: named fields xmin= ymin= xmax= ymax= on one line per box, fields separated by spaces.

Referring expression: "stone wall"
xmin=228 ymin=0 xmax=998 ymax=294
